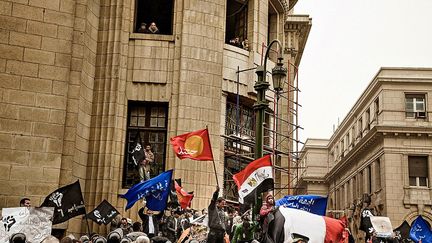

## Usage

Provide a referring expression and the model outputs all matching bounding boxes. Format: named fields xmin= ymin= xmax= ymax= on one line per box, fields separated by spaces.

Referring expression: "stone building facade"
xmin=0 ymin=0 xmax=310 ymax=235
xmin=297 ymin=68 xmax=432 ymax=241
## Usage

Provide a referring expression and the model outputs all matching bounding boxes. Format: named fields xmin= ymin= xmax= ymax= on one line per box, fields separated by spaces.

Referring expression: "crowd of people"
xmin=9 ymin=185 xmax=283 ymax=243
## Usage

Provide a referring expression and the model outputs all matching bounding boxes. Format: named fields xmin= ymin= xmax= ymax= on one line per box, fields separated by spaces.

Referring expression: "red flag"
xmin=175 ymin=181 xmax=194 ymax=209
xmin=169 ymin=128 xmax=213 ymax=161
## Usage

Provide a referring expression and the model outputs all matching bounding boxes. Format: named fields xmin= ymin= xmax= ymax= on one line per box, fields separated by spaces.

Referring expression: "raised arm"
xmin=208 ymin=186 xmax=220 ymax=209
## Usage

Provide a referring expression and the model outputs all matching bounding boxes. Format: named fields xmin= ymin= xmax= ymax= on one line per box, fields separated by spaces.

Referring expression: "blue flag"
xmin=121 ymin=170 xmax=173 ymax=211
xmin=275 ymin=195 xmax=328 ymax=216
xmin=410 ymin=215 xmax=432 ymax=243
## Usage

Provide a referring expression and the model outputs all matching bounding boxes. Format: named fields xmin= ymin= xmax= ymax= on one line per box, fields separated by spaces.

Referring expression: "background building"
xmin=297 ymin=67 xmax=432 ymax=241
xmin=0 ymin=0 xmax=310 ymax=235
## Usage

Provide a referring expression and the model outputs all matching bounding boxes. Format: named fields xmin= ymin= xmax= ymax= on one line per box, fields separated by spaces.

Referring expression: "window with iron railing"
xmin=123 ymin=102 xmax=168 ymax=188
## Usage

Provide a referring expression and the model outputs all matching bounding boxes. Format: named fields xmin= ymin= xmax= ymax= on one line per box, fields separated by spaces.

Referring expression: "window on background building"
xmin=123 ymin=102 xmax=168 ymax=188
xmin=334 ymin=145 xmax=339 ymax=160
xmin=225 ymin=101 xmax=255 ymax=140
xmin=358 ymin=117 xmax=363 ymax=138
xmin=267 ymin=1 xmax=277 ymax=46
xmin=406 ymin=94 xmax=426 ymax=118
xmin=409 ymin=156 xmax=429 ymax=187
xmin=374 ymin=98 xmax=379 ymax=122
xmin=341 ymin=185 xmax=345 ymax=208
xmin=351 ymin=126 xmax=355 ymax=144
xmin=367 ymin=165 xmax=372 ymax=194
xmin=375 ymin=158 xmax=381 ymax=190
xmin=335 ymin=189 xmax=339 ymax=209
xmin=347 ymin=180 xmax=352 ymax=205
xmin=225 ymin=0 xmax=248 ymax=50
xmin=365 ymin=108 xmax=370 ymax=131
xmin=134 ymin=0 xmax=174 ymax=35
xmin=340 ymin=140 xmax=344 ymax=157
xmin=359 ymin=171 xmax=364 ymax=195
xmin=352 ymin=177 xmax=357 ymax=200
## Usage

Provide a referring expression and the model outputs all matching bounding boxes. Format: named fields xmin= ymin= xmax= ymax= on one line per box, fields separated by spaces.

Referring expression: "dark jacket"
xmin=138 ymin=208 xmax=162 ymax=236
xmin=166 ymin=215 xmax=181 ymax=242
xmin=207 ymin=188 xmax=226 ymax=232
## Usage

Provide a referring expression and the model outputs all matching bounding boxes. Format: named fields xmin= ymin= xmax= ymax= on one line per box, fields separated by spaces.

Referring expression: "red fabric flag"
xmin=232 ymin=155 xmax=273 ymax=204
xmin=175 ymin=181 xmax=194 ymax=209
xmin=169 ymin=128 xmax=213 ymax=161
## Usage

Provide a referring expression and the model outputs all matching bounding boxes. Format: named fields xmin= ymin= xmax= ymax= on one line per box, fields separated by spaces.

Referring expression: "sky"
xmin=293 ymin=0 xmax=432 ymax=142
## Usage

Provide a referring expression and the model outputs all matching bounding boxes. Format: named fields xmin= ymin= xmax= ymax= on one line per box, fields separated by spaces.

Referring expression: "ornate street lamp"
xmin=254 ymin=40 xmax=287 ymax=159
xmin=272 ymin=57 xmax=287 ymax=93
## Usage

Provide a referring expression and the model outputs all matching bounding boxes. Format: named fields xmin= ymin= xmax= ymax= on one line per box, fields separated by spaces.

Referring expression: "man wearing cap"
xmin=207 ymin=186 xmax=227 ymax=243
xmin=291 ymin=233 xmax=309 ymax=243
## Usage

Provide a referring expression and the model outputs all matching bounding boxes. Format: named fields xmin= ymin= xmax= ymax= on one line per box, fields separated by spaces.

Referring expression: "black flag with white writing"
xmin=86 ymin=200 xmax=119 ymax=225
xmin=40 ymin=180 xmax=86 ymax=224
xmin=130 ymin=133 xmax=145 ymax=167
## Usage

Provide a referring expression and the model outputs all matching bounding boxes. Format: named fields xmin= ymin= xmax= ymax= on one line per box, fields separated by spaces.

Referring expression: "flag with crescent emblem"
xmin=169 ymin=128 xmax=213 ymax=161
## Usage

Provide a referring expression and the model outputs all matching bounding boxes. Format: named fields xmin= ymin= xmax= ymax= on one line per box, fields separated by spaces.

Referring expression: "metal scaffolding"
xmin=222 ymin=43 xmax=304 ymax=202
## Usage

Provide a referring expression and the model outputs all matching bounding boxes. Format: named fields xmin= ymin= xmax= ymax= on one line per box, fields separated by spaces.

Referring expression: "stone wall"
xmin=0 ymin=0 xmax=74 ymax=206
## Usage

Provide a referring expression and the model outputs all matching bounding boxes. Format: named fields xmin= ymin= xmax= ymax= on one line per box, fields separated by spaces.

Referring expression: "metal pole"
xmin=236 ymin=66 xmax=240 ymax=136
xmin=254 ymin=39 xmax=283 ymax=159
xmin=254 ymin=65 xmax=267 ymax=159
xmin=253 ymin=39 xmax=283 ymax=221
xmin=287 ymin=59 xmax=291 ymax=195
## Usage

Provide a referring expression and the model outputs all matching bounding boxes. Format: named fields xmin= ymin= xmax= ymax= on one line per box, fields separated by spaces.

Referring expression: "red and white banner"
xmin=275 ymin=207 xmax=346 ymax=243
xmin=233 ymin=155 xmax=273 ymax=204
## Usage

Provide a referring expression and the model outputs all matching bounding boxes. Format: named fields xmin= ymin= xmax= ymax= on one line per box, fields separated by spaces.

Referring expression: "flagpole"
xmin=206 ymin=125 xmax=219 ymax=188
xmin=84 ymin=215 xmax=92 ymax=236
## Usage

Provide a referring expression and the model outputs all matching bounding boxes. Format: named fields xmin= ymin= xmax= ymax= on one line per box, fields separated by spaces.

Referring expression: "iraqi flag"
xmin=264 ymin=207 xmax=346 ymax=243
xmin=233 ymin=155 xmax=273 ymax=204
xmin=170 ymin=128 xmax=213 ymax=161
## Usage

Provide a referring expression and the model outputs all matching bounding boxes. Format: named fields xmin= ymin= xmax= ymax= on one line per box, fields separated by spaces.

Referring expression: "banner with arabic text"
xmin=0 ymin=207 xmax=54 ymax=243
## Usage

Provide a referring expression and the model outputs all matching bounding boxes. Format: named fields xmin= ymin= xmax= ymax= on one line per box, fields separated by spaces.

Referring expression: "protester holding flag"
xmin=207 ymin=186 xmax=227 ymax=243
xmin=260 ymin=194 xmax=275 ymax=218
xmin=140 ymin=145 xmax=154 ymax=181
xmin=138 ymin=207 xmax=163 ymax=239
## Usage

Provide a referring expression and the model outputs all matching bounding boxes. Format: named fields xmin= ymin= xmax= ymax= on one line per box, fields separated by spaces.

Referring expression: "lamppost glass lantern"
xmin=272 ymin=57 xmax=287 ymax=92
